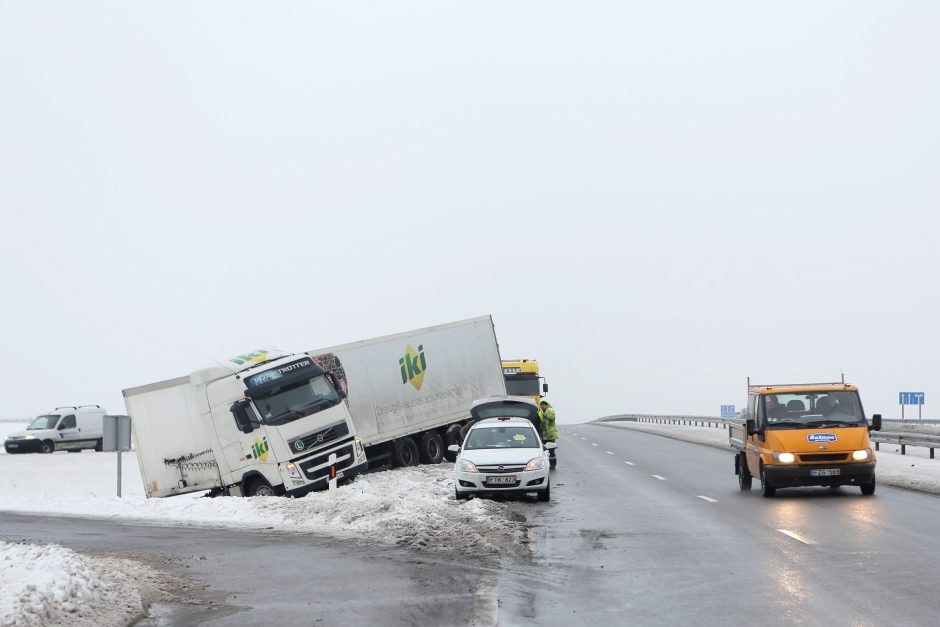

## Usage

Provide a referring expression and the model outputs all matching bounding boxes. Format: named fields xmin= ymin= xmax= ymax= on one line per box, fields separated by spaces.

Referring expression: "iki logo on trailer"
xmin=251 ymin=436 xmax=270 ymax=462
xmin=399 ymin=344 xmax=427 ymax=390
xmin=230 ymin=350 xmax=269 ymax=366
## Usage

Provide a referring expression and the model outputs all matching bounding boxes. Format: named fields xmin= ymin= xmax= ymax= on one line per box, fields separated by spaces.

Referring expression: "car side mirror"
xmin=447 ymin=444 xmax=460 ymax=453
xmin=871 ymin=414 xmax=882 ymax=432
xmin=746 ymin=419 xmax=756 ymax=436
xmin=544 ymin=442 xmax=557 ymax=450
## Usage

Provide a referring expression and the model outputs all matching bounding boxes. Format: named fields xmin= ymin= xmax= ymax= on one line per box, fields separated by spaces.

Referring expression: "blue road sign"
xmin=720 ymin=405 xmax=736 ymax=418
xmin=899 ymin=392 xmax=925 ymax=406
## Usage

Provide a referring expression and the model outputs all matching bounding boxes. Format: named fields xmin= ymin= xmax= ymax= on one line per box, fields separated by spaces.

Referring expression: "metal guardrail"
xmin=597 ymin=415 xmax=940 ymax=459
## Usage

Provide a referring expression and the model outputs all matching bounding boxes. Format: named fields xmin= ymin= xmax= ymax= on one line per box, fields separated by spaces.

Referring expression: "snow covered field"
xmin=5 ymin=418 xmax=940 ymax=626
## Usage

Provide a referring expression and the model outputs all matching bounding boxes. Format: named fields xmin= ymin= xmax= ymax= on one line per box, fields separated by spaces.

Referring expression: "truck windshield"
xmin=27 ymin=415 xmax=60 ymax=430
xmin=505 ymin=377 xmax=540 ymax=397
xmin=763 ymin=391 xmax=866 ymax=429
xmin=252 ymin=375 xmax=342 ymax=426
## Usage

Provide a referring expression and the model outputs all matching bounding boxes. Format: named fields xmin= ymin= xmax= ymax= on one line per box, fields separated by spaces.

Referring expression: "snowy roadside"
xmin=593 ymin=419 xmax=940 ymax=496
xmin=0 ymin=423 xmax=528 ymax=626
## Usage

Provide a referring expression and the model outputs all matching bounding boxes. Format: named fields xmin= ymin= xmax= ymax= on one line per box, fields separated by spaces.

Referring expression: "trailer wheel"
xmin=394 ymin=437 xmax=419 ymax=467
xmin=419 ymin=431 xmax=444 ymax=464
xmin=443 ymin=425 xmax=462 ymax=462
xmin=247 ymin=478 xmax=277 ymax=497
xmin=737 ymin=453 xmax=752 ymax=491
xmin=40 ymin=440 xmax=55 ymax=454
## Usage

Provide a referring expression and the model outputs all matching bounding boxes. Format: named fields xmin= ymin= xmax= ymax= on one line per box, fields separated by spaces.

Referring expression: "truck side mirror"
xmin=542 ymin=383 xmax=549 ymax=394
xmin=871 ymin=414 xmax=882 ymax=432
xmin=746 ymin=419 xmax=757 ymax=436
xmin=231 ymin=400 xmax=259 ymax=434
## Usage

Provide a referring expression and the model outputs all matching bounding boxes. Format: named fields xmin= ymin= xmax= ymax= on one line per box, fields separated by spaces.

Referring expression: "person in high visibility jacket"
xmin=539 ymin=400 xmax=558 ymax=468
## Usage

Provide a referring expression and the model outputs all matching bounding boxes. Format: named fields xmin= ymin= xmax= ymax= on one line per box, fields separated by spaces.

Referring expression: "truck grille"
xmin=299 ymin=442 xmax=355 ymax=481
xmin=799 ymin=453 xmax=849 ymax=462
xmin=288 ymin=422 xmax=349 ymax=455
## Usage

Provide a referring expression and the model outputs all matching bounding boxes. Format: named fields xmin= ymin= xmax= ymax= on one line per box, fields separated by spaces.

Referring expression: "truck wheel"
xmin=443 ymin=425 xmax=462 ymax=462
xmin=247 ymin=478 xmax=277 ymax=497
xmin=419 ymin=431 xmax=444 ymax=464
xmin=40 ymin=440 xmax=55 ymax=454
xmin=537 ymin=481 xmax=551 ymax=502
xmin=760 ymin=465 xmax=775 ymax=498
xmin=94 ymin=438 xmax=103 ymax=452
xmin=737 ymin=453 xmax=752 ymax=491
xmin=394 ymin=437 xmax=419 ymax=467
xmin=860 ymin=476 xmax=876 ymax=496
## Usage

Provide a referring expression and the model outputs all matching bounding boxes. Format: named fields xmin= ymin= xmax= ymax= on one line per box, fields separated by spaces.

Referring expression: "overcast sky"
xmin=1 ymin=2 xmax=938 ymax=423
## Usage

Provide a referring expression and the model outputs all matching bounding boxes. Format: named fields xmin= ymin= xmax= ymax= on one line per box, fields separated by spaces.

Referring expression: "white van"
xmin=4 ymin=406 xmax=107 ymax=454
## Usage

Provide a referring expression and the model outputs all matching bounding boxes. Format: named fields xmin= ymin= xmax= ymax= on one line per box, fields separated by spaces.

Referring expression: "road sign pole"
xmin=117 ymin=449 xmax=123 ymax=498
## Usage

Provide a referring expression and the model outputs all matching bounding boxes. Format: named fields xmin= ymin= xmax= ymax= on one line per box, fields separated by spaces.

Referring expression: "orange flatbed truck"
xmin=731 ymin=381 xmax=882 ymax=497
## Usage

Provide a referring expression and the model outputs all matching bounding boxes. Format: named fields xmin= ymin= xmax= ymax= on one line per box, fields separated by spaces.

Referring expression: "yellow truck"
xmin=731 ymin=381 xmax=882 ymax=497
xmin=501 ymin=359 xmax=548 ymax=405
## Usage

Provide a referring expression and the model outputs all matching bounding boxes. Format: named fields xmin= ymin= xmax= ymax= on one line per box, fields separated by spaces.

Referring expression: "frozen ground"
xmin=0 ymin=421 xmax=525 ymax=626
xmin=5 ymin=418 xmax=940 ymax=626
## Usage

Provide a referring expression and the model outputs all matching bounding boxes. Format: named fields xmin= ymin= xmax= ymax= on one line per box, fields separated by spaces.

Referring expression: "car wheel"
xmin=247 ymin=478 xmax=277 ymax=497
xmin=455 ymin=487 xmax=468 ymax=501
xmin=419 ymin=431 xmax=444 ymax=464
xmin=394 ymin=437 xmax=420 ymax=467
xmin=537 ymin=480 xmax=551 ymax=502
xmin=737 ymin=453 xmax=752 ymax=491
xmin=40 ymin=440 xmax=55 ymax=454
xmin=860 ymin=476 xmax=876 ymax=496
xmin=94 ymin=438 xmax=103 ymax=452
xmin=760 ymin=465 xmax=775 ymax=498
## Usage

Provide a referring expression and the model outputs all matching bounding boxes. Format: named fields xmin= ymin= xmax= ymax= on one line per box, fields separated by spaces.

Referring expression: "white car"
xmin=450 ymin=415 xmax=554 ymax=502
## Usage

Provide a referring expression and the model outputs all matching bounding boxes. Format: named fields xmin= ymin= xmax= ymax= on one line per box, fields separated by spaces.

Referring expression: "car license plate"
xmin=486 ymin=475 xmax=516 ymax=485
xmin=810 ymin=468 xmax=841 ymax=477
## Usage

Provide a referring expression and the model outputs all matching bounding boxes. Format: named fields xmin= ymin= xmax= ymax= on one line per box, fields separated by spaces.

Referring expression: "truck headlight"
xmin=525 ymin=457 xmax=545 ymax=471
xmin=457 ymin=458 xmax=478 ymax=473
xmin=772 ymin=452 xmax=796 ymax=463
xmin=852 ymin=449 xmax=873 ymax=461
xmin=286 ymin=463 xmax=302 ymax=479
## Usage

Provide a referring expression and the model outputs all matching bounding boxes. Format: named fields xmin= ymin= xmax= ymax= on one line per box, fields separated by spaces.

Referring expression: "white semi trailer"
xmin=306 ymin=315 xmax=506 ymax=468
xmin=124 ymin=350 xmax=367 ymax=498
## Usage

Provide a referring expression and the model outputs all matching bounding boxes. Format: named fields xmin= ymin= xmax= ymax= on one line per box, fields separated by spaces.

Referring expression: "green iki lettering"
xmin=399 ymin=345 xmax=427 ymax=385
xmin=232 ymin=351 xmax=266 ymax=366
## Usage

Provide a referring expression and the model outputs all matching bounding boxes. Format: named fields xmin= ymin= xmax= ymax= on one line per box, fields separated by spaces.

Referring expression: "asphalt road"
xmin=498 ymin=422 xmax=940 ymax=626
xmin=4 ymin=423 xmax=940 ymax=626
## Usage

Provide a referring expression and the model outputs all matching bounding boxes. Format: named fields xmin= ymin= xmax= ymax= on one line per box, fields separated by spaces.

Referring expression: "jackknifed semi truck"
xmin=124 ymin=350 xmax=367 ymax=498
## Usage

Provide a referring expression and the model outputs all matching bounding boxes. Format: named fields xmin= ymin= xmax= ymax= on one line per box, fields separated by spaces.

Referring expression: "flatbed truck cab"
xmin=732 ymin=382 xmax=882 ymax=497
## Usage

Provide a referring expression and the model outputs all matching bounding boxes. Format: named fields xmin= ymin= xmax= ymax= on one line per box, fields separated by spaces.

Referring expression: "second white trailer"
xmin=306 ymin=315 xmax=506 ymax=467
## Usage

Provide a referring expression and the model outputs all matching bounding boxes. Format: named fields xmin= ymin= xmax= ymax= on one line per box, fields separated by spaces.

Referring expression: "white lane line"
xmin=592 ymin=443 xmax=598 ymax=447
xmin=624 ymin=461 xmax=635 ymax=466
xmin=696 ymin=495 xmax=718 ymax=503
xmin=651 ymin=475 xmax=666 ymax=481
xmin=605 ymin=451 xmax=613 ymax=455
xmin=581 ymin=437 xmax=587 ymax=441
xmin=778 ymin=529 xmax=814 ymax=545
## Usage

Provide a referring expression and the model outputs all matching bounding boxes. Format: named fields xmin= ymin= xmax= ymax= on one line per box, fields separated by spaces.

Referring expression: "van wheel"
xmin=40 ymin=440 xmax=55 ymax=454
xmin=760 ymin=465 xmax=776 ymax=498
xmin=247 ymin=478 xmax=277 ymax=497
xmin=737 ymin=453 xmax=752 ymax=490
xmin=419 ymin=431 xmax=444 ymax=464
xmin=860 ymin=476 xmax=876 ymax=496
xmin=94 ymin=439 xmax=103 ymax=452
xmin=394 ymin=437 xmax=419 ymax=467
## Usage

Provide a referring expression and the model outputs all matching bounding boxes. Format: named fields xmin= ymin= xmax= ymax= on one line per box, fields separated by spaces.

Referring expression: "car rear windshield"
xmin=465 ymin=426 xmax=539 ymax=449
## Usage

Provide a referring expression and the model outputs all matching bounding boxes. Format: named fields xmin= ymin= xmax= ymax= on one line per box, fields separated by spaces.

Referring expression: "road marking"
xmin=581 ymin=437 xmax=587 ymax=441
xmin=605 ymin=451 xmax=613 ymax=455
xmin=696 ymin=495 xmax=718 ymax=503
xmin=778 ymin=529 xmax=814 ymax=545
xmin=592 ymin=443 xmax=598 ymax=447
xmin=624 ymin=461 xmax=635 ymax=466
xmin=651 ymin=475 xmax=666 ymax=481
